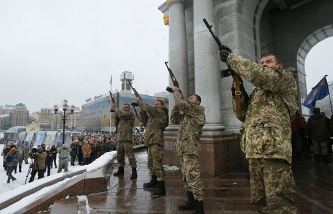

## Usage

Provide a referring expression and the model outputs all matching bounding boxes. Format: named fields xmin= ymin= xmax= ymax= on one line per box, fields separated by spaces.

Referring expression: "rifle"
xmin=127 ymin=81 xmax=142 ymax=122
xmin=131 ymin=102 xmax=142 ymax=122
xmin=109 ymin=91 xmax=116 ymax=104
xmin=127 ymin=80 xmax=141 ymax=98
xmin=165 ymin=61 xmax=182 ymax=94
xmin=203 ymin=18 xmax=249 ymax=117
xmin=109 ymin=91 xmax=119 ymax=133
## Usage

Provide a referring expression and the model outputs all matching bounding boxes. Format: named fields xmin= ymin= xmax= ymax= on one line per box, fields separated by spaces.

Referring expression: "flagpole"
xmin=328 ymin=82 xmax=333 ymax=116
xmin=109 ymin=74 xmax=112 ymax=135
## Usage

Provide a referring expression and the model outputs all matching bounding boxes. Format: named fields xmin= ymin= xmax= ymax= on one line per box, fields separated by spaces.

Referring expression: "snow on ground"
xmin=0 ymin=144 xmax=179 ymax=214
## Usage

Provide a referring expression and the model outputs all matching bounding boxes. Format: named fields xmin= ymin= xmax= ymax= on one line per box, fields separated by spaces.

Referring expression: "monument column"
xmin=193 ymin=0 xmax=224 ymax=133
xmin=158 ymin=0 xmax=189 ymax=168
xmin=166 ymin=0 xmax=189 ymax=104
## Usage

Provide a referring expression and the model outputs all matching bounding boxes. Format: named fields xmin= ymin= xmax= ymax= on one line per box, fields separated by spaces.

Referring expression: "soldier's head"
xmin=123 ymin=103 xmax=131 ymax=112
xmin=154 ymin=100 xmax=165 ymax=108
xmin=188 ymin=94 xmax=201 ymax=105
xmin=260 ymin=54 xmax=283 ymax=69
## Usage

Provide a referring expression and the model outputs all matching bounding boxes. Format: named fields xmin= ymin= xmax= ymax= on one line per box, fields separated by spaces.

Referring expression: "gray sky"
xmin=0 ymin=0 xmax=169 ymax=112
xmin=0 ymin=0 xmax=332 ymax=112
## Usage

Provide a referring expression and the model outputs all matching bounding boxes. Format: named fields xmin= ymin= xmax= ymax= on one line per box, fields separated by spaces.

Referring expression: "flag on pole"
xmin=303 ymin=75 xmax=329 ymax=111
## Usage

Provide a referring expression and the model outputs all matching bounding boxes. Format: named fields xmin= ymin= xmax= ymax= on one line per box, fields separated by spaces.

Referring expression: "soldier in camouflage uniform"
xmin=136 ymin=97 xmax=168 ymax=198
xmin=57 ymin=144 xmax=70 ymax=173
xmin=95 ymin=138 xmax=102 ymax=159
xmin=219 ymin=48 xmax=298 ymax=213
xmin=70 ymin=140 xmax=77 ymax=166
xmin=170 ymin=87 xmax=206 ymax=214
xmin=111 ymin=103 xmax=137 ymax=179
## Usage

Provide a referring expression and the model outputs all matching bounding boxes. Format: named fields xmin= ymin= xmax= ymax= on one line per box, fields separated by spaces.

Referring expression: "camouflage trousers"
xmin=147 ymin=144 xmax=165 ymax=181
xmin=249 ymin=158 xmax=297 ymax=214
xmin=57 ymin=158 xmax=68 ymax=173
xmin=312 ymin=141 xmax=328 ymax=155
xmin=181 ymin=154 xmax=204 ymax=201
xmin=116 ymin=141 xmax=137 ymax=168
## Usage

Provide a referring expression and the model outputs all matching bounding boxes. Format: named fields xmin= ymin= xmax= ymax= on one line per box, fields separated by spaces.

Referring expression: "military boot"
xmin=178 ymin=191 xmax=196 ymax=210
xmin=193 ymin=200 xmax=205 ymax=214
xmin=151 ymin=181 xmax=166 ymax=198
xmin=143 ymin=175 xmax=158 ymax=188
xmin=130 ymin=167 xmax=137 ymax=179
xmin=113 ymin=166 xmax=124 ymax=176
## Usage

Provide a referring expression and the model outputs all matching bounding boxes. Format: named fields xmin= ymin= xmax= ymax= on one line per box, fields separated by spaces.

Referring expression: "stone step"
xmin=50 ymin=197 xmax=78 ymax=214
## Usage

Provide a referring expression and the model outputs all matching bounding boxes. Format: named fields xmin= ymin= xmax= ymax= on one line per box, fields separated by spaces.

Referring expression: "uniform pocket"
xmin=248 ymin=123 xmax=276 ymax=155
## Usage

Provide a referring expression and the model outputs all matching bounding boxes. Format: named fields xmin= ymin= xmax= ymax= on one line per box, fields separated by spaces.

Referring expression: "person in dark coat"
xmin=2 ymin=144 xmax=11 ymax=171
xmin=70 ymin=140 xmax=78 ymax=166
xmin=77 ymin=142 xmax=83 ymax=165
xmin=307 ymin=108 xmax=330 ymax=162
xmin=50 ymin=145 xmax=58 ymax=168
xmin=4 ymin=147 xmax=20 ymax=183
xmin=45 ymin=146 xmax=53 ymax=176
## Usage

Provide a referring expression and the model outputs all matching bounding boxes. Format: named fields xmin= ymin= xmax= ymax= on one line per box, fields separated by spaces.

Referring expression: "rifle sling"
xmin=234 ymin=74 xmax=241 ymax=117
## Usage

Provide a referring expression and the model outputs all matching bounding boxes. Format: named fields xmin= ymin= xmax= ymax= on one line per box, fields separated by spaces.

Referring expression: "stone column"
xmin=193 ymin=0 xmax=224 ymax=133
xmin=167 ymin=0 xmax=189 ymax=105
xmin=158 ymin=0 xmax=189 ymax=167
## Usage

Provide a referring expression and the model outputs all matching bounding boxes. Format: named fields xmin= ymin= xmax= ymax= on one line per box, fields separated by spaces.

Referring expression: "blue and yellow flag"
xmin=303 ymin=75 xmax=329 ymax=111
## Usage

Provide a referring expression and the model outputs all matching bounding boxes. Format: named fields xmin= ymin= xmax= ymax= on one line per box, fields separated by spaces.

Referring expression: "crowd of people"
xmin=1 ymin=134 xmax=117 ymax=183
xmin=291 ymin=108 xmax=333 ymax=163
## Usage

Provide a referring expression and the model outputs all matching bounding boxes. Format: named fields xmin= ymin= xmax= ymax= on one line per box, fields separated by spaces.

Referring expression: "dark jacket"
xmin=4 ymin=151 xmax=20 ymax=167
xmin=50 ymin=146 xmax=57 ymax=159
xmin=46 ymin=151 xmax=53 ymax=164
xmin=307 ymin=113 xmax=329 ymax=142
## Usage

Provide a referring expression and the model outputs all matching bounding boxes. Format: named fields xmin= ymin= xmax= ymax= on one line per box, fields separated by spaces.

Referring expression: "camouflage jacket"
xmin=114 ymin=107 xmax=135 ymax=142
xmin=170 ymin=91 xmax=205 ymax=156
xmin=137 ymin=99 xmax=168 ymax=146
xmin=57 ymin=147 xmax=70 ymax=160
xmin=227 ymin=53 xmax=298 ymax=164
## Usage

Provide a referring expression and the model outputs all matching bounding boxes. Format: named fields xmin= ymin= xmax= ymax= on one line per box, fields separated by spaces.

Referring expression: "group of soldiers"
xmin=111 ymin=44 xmax=304 ymax=213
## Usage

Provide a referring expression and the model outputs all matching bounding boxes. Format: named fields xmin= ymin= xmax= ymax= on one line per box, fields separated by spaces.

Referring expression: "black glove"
xmin=219 ymin=45 xmax=232 ymax=62
xmin=166 ymin=87 xmax=173 ymax=93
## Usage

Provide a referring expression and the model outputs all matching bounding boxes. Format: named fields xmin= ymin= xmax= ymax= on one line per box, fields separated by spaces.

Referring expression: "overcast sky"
xmin=0 ymin=0 xmax=169 ymax=112
xmin=0 ymin=1 xmax=332 ymax=113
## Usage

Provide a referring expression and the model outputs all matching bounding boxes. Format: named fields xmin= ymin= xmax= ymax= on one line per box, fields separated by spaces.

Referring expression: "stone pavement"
xmin=50 ymin=149 xmax=333 ymax=214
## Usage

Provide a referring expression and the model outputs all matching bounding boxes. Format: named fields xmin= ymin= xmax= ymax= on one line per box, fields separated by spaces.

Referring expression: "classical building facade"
xmin=9 ymin=104 xmax=29 ymax=127
xmin=158 ymin=0 xmax=333 ymax=176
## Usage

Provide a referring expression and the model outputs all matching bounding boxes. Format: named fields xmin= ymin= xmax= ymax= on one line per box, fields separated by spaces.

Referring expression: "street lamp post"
xmin=53 ymin=99 xmax=75 ymax=145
